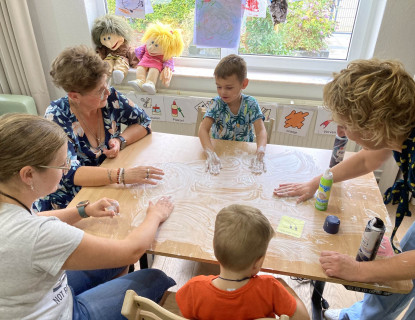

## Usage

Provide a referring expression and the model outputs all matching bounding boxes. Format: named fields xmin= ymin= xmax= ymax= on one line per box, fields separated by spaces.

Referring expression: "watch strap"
xmin=77 ymin=204 xmax=89 ymax=218
xmin=117 ymin=135 xmax=127 ymax=150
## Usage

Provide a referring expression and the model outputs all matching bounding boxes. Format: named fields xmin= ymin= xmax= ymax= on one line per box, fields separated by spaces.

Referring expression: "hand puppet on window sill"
xmin=128 ymin=22 xmax=184 ymax=95
xmin=92 ymin=14 xmax=139 ymax=85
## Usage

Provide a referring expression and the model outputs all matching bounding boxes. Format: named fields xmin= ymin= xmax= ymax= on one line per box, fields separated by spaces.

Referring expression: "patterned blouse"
xmin=384 ymin=127 xmax=415 ymax=253
xmin=204 ymin=94 xmax=264 ymax=142
xmin=33 ymin=88 xmax=151 ymax=212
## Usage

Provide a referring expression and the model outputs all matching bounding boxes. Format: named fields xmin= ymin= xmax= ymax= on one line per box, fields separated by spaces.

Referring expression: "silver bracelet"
xmin=117 ymin=168 xmax=124 ymax=185
xmin=107 ymin=169 xmax=113 ymax=184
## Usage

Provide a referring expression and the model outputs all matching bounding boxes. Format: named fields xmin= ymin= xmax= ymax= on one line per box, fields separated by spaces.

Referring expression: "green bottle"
xmin=315 ymin=169 xmax=333 ymax=211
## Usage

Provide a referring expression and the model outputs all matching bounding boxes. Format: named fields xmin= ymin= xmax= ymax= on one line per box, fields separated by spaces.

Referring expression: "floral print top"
xmin=204 ymin=94 xmax=264 ymax=142
xmin=32 ymin=87 xmax=151 ymax=212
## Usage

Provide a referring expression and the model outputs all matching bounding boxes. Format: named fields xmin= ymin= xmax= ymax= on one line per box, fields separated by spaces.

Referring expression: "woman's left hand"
xmin=84 ymin=197 xmax=120 ymax=218
xmin=103 ymin=138 xmax=121 ymax=159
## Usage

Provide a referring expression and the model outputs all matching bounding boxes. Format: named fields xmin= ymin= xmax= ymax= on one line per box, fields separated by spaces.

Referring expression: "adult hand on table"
xmin=273 ymin=176 xmax=321 ymax=203
xmin=85 ymin=198 xmax=120 ymax=218
xmin=205 ymin=148 xmax=222 ymax=175
xmin=147 ymin=196 xmax=174 ymax=223
xmin=319 ymin=251 xmax=361 ymax=282
xmin=124 ymin=166 xmax=164 ymax=185
xmin=103 ymin=138 xmax=121 ymax=159
xmin=250 ymin=146 xmax=266 ymax=174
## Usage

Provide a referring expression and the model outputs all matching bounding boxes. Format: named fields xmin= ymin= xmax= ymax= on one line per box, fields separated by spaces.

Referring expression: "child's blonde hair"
xmin=323 ymin=58 xmax=415 ymax=147
xmin=213 ymin=204 xmax=275 ymax=272
xmin=214 ymin=54 xmax=247 ymax=83
xmin=142 ymin=22 xmax=184 ymax=61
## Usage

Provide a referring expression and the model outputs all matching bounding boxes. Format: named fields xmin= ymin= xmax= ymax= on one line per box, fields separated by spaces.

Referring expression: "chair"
xmin=121 ymin=290 xmax=185 ymax=320
xmin=264 ymin=117 xmax=275 ymax=144
xmin=0 ymin=94 xmax=38 ymax=115
xmin=194 ymin=106 xmax=207 ymax=136
xmin=121 ymin=290 xmax=289 ymax=320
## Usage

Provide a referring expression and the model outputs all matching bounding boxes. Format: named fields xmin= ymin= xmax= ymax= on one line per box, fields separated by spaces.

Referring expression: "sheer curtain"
xmin=0 ymin=0 xmax=50 ymax=113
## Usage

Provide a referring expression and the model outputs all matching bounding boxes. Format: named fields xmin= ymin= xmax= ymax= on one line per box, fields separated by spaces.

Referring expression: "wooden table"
xmin=71 ymin=132 xmax=412 ymax=298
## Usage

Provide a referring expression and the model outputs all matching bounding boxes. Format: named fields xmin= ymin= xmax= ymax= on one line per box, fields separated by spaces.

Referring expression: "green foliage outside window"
xmin=106 ymin=0 xmax=337 ymax=57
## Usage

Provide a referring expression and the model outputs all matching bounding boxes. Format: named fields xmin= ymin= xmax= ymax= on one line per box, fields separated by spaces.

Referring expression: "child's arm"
xmin=199 ymin=117 xmax=221 ymax=175
xmin=276 ymin=278 xmax=310 ymax=320
xmin=251 ymin=119 xmax=268 ymax=174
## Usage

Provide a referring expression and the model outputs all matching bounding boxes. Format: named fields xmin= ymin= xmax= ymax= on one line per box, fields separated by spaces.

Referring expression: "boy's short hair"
xmin=323 ymin=58 xmax=415 ymax=147
xmin=213 ymin=204 xmax=275 ymax=272
xmin=214 ymin=54 xmax=247 ymax=83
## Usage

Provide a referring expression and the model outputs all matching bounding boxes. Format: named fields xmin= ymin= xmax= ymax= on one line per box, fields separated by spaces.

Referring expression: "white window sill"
xmin=118 ymin=66 xmax=330 ymax=104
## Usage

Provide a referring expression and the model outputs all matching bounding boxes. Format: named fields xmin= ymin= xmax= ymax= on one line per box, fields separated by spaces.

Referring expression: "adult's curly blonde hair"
xmin=323 ymin=59 xmax=415 ymax=147
xmin=91 ymin=14 xmax=132 ymax=48
xmin=142 ymin=22 xmax=184 ymax=61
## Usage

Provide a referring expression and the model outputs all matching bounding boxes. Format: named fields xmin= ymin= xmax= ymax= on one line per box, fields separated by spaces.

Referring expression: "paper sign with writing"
xmin=277 ymin=105 xmax=314 ymax=137
xmin=125 ymin=92 xmax=166 ymax=121
xmin=277 ymin=215 xmax=305 ymax=238
xmin=315 ymin=107 xmax=337 ymax=135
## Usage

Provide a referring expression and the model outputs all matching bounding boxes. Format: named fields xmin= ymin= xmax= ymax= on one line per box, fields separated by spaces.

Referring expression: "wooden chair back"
xmin=194 ymin=106 xmax=207 ymax=136
xmin=264 ymin=117 xmax=275 ymax=144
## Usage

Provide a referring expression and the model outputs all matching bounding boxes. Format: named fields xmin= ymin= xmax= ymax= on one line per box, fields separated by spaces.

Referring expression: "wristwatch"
xmin=117 ymin=136 xmax=127 ymax=150
xmin=76 ymin=200 xmax=90 ymax=218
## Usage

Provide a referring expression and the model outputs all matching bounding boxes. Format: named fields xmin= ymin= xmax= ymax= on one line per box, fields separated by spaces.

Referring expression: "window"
xmin=106 ymin=0 xmax=385 ymax=75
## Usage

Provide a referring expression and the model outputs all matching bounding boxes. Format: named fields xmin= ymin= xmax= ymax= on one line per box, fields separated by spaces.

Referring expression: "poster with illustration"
xmin=115 ymin=0 xmax=153 ymax=19
xmin=125 ymin=92 xmax=166 ymax=121
xmin=163 ymin=96 xmax=199 ymax=124
xmin=244 ymin=0 xmax=267 ymax=18
xmin=258 ymin=103 xmax=277 ymax=123
xmin=314 ymin=107 xmax=337 ymax=135
xmin=277 ymin=105 xmax=314 ymax=137
xmin=194 ymin=0 xmax=244 ymax=48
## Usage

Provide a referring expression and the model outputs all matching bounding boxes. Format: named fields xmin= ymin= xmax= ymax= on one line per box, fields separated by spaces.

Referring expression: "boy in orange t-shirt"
xmin=176 ymin=204 xmax=309 ymax=320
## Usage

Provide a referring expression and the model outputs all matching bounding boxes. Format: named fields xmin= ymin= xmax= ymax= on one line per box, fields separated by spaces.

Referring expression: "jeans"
xmin=340 ymin=221 xmax=415 ymax=320
xmin=68 ymin=268 xmax=176 ymax=320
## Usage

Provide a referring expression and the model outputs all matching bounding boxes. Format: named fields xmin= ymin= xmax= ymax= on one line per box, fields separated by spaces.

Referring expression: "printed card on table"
xmin=163 ymin=96 xmax=199 ymax=124
xmin=314 ymin=107 xmax=337 ymax=135
xmin=277 ymin=216 xmax=305 ymax=238
xmin=125 ymin=92 xmax=166 ymax=121
xmin=277 ymin=105 xmax=314 ymax=137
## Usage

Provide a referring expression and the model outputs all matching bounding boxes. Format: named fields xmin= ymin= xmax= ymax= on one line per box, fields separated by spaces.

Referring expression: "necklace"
xmin=218 ymin=276 xmax=252 ymax=282
xmin=71 ymin=103 xmax=105 ymax=151
xmin=0 ymin=190 xmax=32 ymax=214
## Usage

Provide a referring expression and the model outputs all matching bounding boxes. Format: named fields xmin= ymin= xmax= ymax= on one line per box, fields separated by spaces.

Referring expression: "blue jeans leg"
xmin=72 ymin=268 xmax=176 ymax=320
xmin=67 ymin=267 xmax=126 ymax=295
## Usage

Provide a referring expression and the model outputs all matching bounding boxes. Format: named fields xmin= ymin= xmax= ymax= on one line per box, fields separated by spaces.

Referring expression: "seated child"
xmin=176 ymin=204 xmax=309 ymax=320
xmin=198 ymin=54 xmax=268 ymax=175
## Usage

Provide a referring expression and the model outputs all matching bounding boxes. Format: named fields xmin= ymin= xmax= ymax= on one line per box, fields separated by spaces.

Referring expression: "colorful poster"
xmin=115 ymin=0 xmax=147 ymax=19
xmin=163 ymin=96 xmax=200 ymax=124
xmin=277 ymin=105 xmax=314 ymax=137
xmin=314 ymin=107 xmax=337 ymax=135
xmin=194 ymin=0 xmax=244 ymax=48
xmin=259 ymin=103 xmax=277 ymax=122
xmin=244 ymin=0 xmax=267 ymax=18
xmin=125 ymin=92 xmax=166 ymax=121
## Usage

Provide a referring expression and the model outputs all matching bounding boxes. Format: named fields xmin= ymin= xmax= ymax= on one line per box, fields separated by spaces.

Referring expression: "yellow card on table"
xmin=277 ymin=216 xmax=305 ymax=238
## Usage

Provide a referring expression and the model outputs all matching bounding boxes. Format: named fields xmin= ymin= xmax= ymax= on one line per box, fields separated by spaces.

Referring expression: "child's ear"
xmin=252 ymin=255 xmax=265 ymax=272
xmin=242 ymin=78 xmax=249 ymax=89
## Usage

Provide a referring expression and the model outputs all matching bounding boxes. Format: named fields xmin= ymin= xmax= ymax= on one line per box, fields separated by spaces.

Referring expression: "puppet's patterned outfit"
xmin=204 ymin=94 xmax=264 ymax=142
xmin=96 ymin=43 xmax=139 ymax=74
xmin=338 ymin=127 xmax=415 ymax=320
xmin=135 ymin=45 xmax=174 ymax=73
xmin=33 ymin=88 xmax=151 ymax=212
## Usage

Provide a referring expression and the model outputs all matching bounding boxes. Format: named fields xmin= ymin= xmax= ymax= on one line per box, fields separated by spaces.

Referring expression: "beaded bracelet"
xmin=107 ymin=169 xmax=113 ymax=184
xmin=121 ymin=167 xmax=126 ymax=185
xmin=116 ymin=168 xmax=121 ymax=184
xmin=118 ymin=168 xmax=124 ymax=185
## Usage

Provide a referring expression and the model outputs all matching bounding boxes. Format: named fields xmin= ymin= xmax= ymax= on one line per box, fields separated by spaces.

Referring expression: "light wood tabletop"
xmin=71 ymin=132 xmax=412 ymax=294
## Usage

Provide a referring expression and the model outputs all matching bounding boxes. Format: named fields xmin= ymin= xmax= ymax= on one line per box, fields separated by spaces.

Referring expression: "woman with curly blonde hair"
xmin=274 ymin=58 xmax=415 ymax=320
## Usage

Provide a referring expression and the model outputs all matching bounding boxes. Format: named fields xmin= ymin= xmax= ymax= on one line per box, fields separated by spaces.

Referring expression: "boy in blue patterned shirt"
xmin=198 ymin=54 xmax=267 ymax=175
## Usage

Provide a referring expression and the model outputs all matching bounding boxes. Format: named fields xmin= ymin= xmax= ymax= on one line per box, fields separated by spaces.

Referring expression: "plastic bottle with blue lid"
xmin=315 ymin=169 xmax=333 ymax=211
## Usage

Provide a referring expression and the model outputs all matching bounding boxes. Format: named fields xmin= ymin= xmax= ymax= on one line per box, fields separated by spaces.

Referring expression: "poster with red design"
xmin=244 ymin=0 xmax=267 ymax=18
xmin=277 ymin=105 xmax=314 ymax=136
xmin=314 ymin=107 xmax=337 ymax=135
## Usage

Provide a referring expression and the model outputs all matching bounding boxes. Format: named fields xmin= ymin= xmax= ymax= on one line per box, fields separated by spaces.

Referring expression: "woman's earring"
xmin=30 ymin=184 xmax=34 ymax=191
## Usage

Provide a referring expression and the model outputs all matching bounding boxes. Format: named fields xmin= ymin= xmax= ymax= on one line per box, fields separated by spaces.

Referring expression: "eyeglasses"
xmin=37 ymin=156 xmax=71 ymax=175
xmin=98 ymin=78 xmax=112 ymax=100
